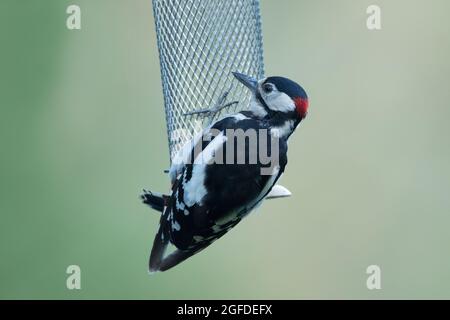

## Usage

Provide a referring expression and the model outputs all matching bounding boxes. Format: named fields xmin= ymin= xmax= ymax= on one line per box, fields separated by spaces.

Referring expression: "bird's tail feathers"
xmin=149 ymin=222 xmax=169 ymax=273
xmin=141 ymin=189 xmax=169 ymax=213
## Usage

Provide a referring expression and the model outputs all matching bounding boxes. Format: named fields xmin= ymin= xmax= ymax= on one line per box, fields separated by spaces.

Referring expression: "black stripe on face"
xmin=255 ymin=89 xmax=275 ymax=118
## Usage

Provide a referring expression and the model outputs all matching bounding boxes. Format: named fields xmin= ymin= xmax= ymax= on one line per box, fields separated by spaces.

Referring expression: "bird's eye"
xmin=263 ymin=83 xmax=274 ymax=93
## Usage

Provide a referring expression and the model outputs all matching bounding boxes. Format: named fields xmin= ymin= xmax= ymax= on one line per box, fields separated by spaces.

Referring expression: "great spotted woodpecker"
xmin=142 ymin=72 xmax=309 ymax=272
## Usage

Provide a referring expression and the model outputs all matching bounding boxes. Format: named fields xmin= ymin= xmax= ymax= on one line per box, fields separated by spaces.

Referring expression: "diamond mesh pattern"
xmin=152 ymin=0 xmax=265 ymax=161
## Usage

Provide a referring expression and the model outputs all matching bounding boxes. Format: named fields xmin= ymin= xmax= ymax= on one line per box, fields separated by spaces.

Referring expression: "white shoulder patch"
xmin=231 ymin=113 xmax=248 ymax=121
xmin=183 ymin=132 xmax=227 ymax=206
xmin=169 ymin=114 xmax=244 ymax=183
xmin=169 ymin=130 xmax=203 ymax=183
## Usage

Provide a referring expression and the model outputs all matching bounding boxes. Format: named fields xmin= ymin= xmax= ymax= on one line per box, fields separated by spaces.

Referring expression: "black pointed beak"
xmin=232 ymin=72 xmax=258 ymax=93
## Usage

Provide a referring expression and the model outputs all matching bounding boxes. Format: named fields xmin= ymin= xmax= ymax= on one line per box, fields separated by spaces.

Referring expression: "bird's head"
xmin=232 ymin=72 xmax=309 ymax=121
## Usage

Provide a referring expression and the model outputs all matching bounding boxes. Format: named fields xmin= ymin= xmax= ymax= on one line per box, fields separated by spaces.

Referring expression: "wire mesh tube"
xmin=152 ymin=0 xmax=265 ymax=161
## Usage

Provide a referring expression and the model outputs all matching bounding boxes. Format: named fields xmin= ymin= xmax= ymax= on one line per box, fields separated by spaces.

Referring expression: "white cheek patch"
xmin=265 ymin=92 xmax=295 ymax=113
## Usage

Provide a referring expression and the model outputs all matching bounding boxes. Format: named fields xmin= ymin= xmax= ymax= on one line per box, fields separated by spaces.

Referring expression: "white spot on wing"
xmin=172 ymin=220 xmax=181 ymax=231
xmin=175 ymin=197 xmax=185 ymax=211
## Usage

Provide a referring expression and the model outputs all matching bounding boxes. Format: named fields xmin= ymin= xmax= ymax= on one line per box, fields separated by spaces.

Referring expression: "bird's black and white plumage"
xmin=142 ymin=72 xmax=309 ymax=272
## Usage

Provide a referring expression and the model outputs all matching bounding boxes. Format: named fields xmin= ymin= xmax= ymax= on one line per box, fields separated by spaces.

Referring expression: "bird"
xmin=142 ymin=72 xmax=309 ymax=272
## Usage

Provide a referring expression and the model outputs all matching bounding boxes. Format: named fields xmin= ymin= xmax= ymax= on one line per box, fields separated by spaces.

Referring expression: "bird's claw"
xmin=184 ymin=88 xmax=239 ymax=125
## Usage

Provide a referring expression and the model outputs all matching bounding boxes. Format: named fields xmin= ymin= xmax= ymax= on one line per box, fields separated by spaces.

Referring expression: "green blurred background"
xmin=1 ymin=0 xmax=450 ymax=299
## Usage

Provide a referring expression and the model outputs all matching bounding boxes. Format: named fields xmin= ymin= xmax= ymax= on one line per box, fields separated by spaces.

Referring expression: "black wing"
xmin=149 ymin=113 xmax=288 ymax=272
xmin=169 ymin=114 xmax=287 ymax=250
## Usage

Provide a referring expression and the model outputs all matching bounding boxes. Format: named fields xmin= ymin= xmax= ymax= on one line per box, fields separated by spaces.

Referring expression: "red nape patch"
xmin=294 ymin=97 xmax=309 ymax=118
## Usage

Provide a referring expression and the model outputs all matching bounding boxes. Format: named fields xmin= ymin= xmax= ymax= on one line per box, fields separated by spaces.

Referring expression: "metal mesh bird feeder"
xmin=152 ymin=0 xmax=265 ymax=161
